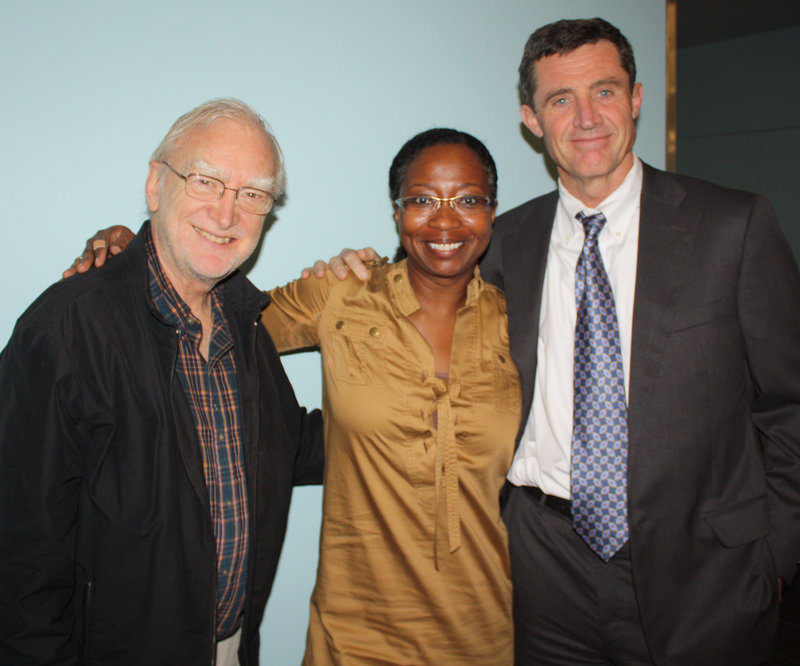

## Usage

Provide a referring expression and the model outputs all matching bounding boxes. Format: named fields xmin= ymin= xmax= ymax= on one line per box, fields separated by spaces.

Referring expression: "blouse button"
xmin=369 ymin=327 xmax=379 ymax=337
xmin=335 ymin=320 xmax=344 ymax=329
xmin=393 ymin=273 xmax=402 ymax=282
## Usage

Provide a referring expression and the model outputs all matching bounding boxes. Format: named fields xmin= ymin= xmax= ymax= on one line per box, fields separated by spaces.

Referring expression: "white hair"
xmin=150 ymin=98 xmax=286 ymax=195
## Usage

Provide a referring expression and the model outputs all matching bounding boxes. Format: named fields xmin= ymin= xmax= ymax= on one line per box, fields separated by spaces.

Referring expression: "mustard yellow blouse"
xmin=263 ymin=260 xmax=521 ymax=665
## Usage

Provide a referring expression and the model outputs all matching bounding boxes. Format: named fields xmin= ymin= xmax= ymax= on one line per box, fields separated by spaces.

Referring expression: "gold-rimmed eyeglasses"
xmin=162 ymin=161 xmax=274 ymax=215
xmin=394 ymin=194 xmax=494 ymax=218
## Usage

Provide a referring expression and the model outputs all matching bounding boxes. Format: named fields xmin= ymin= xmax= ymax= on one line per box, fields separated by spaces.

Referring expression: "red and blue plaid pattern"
xmin=146 ymin=232 xmax=249 ymax=638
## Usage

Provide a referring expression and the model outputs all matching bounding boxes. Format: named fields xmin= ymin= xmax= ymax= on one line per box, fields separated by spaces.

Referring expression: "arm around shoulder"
xmin=262 ymin=270 xmax=343 ymax=353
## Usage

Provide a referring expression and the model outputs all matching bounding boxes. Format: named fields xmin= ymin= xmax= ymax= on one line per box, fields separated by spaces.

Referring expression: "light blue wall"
xmin=677 ymin=26 xmax=800 ymax=260
xmin=0 ymin=2 xmax=665 ymax=662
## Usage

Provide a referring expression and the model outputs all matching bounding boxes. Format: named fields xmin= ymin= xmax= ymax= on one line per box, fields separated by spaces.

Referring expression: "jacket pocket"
xmin=77 ymin=579 xmax=92 ymax=662
xmin=668 ymin=298 xmax=730 ymax=333
xmin=704 ymin=496 xmax=770 ymax=548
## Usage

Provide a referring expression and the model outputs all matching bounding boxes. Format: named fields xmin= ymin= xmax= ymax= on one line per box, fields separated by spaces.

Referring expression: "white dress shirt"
xmin=506 ymin=157 xmax=643 ymax=499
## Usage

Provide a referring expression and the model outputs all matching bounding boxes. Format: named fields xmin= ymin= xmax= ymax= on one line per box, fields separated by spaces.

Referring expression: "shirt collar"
xmin=386 ymin=259 xmax=484 ymax=317
xmin=555 ymin=154 xmax=643 ymax=244
xmin=146 ymin=228 xmax=231 ymax=358
xmin=146 ymin=229 xmax=197 ymax=329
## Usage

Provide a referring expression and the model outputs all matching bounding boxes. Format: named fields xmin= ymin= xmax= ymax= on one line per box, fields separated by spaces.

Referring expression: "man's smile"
xmin=193 ymin=225 xmax=233 ymax=245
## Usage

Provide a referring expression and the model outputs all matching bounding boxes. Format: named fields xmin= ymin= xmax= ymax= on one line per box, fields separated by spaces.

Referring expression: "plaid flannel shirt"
xmin=146 ymin=232 xmax=249 ymax=639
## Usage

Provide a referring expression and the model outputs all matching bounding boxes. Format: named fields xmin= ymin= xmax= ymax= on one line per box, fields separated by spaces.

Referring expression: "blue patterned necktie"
xmin=571 ymin=211 xmax=629 ymax=561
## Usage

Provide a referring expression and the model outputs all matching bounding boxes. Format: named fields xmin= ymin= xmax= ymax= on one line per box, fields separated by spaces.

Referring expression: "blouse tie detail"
xmin=431 ymin=377 xmax=461 ymax=569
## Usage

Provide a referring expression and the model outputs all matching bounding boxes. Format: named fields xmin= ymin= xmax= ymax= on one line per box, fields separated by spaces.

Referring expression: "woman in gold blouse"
xmin=69 ymin=128 xmax=521 ymax=664
xmin=267 ymin=129 xmax=520 ymax=664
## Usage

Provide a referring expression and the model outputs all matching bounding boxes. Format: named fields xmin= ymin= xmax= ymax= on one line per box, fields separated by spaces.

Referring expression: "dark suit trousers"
xmin=504 ymin=485 xmax=653 ymax=666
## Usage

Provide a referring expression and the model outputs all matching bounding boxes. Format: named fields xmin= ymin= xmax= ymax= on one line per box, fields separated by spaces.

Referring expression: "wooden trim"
xmin=666 ymin=0 xmax=677 ymax=172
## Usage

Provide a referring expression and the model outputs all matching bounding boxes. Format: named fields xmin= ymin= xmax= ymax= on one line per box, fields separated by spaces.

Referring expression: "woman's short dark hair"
xmin=388 ymin=128 xmax=497 ymax=261
xmin=518 ymin=18 xmax=636 ymax=109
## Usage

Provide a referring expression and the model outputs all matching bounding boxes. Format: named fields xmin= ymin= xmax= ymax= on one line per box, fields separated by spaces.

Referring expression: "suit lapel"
xmin=501 ymin=171 xmax=701 ymax=454
xmin=502 ymin=192 xmax=558 ymax=433
xmin=627 ymin=165 xmax=700 ymax=454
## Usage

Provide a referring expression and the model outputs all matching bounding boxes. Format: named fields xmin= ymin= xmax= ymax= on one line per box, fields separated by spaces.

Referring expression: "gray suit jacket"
xmin=480 ymin=163 xmax=800 ymax=663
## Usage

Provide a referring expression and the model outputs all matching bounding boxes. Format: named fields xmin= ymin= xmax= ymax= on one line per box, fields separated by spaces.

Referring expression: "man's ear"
xmin=145 ymin=160 xmax=162 ymax=213
xmin=631 ymin=82 xmax=643 ymax=120
xmin=520 ymin=104 xmax=543 ymax=138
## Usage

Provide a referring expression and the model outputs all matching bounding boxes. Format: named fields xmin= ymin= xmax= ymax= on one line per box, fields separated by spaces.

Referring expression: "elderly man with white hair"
xmin=0 ymin=99 xmax=324 ymax=666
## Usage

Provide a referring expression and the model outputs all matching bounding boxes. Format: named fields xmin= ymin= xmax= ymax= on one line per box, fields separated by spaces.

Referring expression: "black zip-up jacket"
xmin=0 ymin=222 xmax=324 ymax=665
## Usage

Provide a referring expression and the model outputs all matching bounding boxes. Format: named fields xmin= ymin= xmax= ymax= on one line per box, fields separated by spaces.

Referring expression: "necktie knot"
xmin=576 ymin=211 xmax=606 ymax=241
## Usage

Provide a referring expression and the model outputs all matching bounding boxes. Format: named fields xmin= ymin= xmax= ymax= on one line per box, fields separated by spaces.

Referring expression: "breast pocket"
xmin=326 ymin=311 xmax=388 ymax=386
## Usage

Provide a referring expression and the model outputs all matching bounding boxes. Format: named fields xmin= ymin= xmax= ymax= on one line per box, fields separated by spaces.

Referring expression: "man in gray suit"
xmin=1 ymin=99 xmax=324 ymax=665
xmin=477 ymin=18 xmax=800 ymax=665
